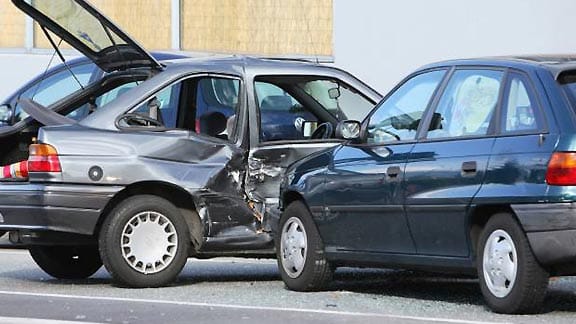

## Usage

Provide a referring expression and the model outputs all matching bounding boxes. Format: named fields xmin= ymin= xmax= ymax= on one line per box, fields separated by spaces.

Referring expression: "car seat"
xmin=199 ymin=111 xmax=227 ymax=138
xmin=260 ymin=95 xmax=294 ymax=111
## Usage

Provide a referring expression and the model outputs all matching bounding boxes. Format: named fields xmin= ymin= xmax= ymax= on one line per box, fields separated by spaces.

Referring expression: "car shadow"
xmin=330 ymin=268 xmax=484 ymax=306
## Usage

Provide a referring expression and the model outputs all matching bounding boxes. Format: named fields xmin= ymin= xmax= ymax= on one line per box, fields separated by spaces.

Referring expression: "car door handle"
xmin=461 ymin=161 xmax=477 ymax=173
xmin=386 ymin=166 xmax=401 ymax=178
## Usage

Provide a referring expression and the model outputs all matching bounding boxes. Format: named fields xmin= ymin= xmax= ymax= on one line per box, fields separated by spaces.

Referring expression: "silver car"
xmin=0 ymin=0 xmax=381 ymax=287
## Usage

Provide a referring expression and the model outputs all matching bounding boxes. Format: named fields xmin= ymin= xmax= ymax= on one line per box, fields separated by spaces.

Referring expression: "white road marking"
xmin=0 ymin=317 xmax=103 ymax=324
xmin=0 ymin=249 xmax=277 ymax=264
xmin=0 ymin=249 xmax=28 ymax=255
xmin=0 ymin=290 xmax=511 ymax=324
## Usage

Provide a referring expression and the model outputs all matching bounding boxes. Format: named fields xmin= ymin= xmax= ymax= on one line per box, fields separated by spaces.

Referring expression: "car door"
xmin=404 ymin=68 xmax=504 ymax=257
xmin=320 ymin=69 xmax=448 ymax=254
xmin=478 ymin=71 xmax=556 ymax=211
xmin=245 ymin=73 xmax=379 ymax=233
xmin=119 ymin=73 xmax=257 ymax=239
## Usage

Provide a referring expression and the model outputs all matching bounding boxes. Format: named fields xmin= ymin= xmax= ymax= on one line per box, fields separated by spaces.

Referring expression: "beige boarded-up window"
xmin=181 ymin=0 xmax=333 ymax=56
xmin=0 ymin=1 xmax=26 ymax=48
xmin=34 ymin=0 xmax=172 ymax=50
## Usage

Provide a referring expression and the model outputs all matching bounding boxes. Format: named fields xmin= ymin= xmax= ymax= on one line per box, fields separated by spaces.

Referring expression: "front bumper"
xmin=513 ymin=203 xmax=576 ymax=272
xmin=0 ymin=182 xmax=122 ymax=236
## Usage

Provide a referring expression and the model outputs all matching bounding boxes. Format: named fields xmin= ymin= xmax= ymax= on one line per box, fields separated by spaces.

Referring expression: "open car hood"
xmin=12 ymin=0 xmax=162 ymax=73
xmin=18 ymin=99 xmax=76 ymax=126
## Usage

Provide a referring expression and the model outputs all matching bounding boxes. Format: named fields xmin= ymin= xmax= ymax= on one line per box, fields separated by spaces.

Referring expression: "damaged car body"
xmin=0 ymin=0 xmax=381 ymax=287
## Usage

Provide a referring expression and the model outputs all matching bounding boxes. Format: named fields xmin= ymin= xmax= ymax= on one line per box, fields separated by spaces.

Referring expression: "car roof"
xmin=79 ymin=55 xmax=381 ymax=130
xmin=420 ymin=55 xmax=576 ymax=79
xmin=162 ymin=55 xmax=345 ymax=74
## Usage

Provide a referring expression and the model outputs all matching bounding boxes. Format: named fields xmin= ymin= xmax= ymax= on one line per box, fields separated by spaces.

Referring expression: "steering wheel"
xmin=311 ymin=122 xmax=333 ymax=139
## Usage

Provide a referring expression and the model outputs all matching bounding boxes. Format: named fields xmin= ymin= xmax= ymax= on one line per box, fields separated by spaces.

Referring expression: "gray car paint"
xmin=1 ymin=56 xmax=381 ymax=256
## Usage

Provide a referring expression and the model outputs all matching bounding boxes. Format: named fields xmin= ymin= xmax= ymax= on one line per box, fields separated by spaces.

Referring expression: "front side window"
xmin=426 ymin=69 xmax=503 ymax=139
xmin=254 ymin=76 xmax=376 ymax=143
xmin=367 ymin=70 xmax=446 ymax=144
xmin=255 ymin=81 xmax=315 ymax=142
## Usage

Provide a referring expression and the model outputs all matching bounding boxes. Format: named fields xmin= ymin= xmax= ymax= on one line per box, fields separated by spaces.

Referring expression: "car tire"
xmin=477 ymin=212 xmax=549 ymax=314
xmin=29 ymin=245 xmax=102 ymax=279
xmin=99 ymin=195 xmax=189 ymax=288
xmin=276 ymin=201 xmax=333 ymax=291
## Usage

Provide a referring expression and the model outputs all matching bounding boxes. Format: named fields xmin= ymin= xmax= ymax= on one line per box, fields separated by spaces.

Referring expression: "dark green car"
xmin=278 ymin=55 xmax=576 ymax=314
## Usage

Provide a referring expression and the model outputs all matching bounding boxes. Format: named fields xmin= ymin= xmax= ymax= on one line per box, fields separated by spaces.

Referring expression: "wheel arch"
xmin=468 ymin=204 xmax=516 ymax=258
xmin=95 ymin=181 xmax=204 ymax=249
xmin=281 ymin=190 xmax=306 ymax=211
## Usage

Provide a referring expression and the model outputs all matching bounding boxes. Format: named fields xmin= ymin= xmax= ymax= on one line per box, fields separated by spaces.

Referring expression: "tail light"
xmin=28 ymin=143 xmax=61 ymax=173
xmin=546 ymin=152 xmax=576 ymax=185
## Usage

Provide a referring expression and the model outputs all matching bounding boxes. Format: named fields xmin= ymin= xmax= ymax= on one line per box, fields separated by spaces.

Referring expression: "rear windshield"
xmin=558 ymin=71 xmax=576 ymax=110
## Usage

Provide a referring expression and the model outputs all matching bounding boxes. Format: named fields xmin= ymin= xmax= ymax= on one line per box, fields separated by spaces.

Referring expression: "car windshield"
xmin=296 ymin=79 xmax=374 ymax=121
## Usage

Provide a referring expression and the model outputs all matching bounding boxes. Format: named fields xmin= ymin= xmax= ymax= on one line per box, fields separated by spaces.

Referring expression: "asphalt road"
xmin=0 ymin=244 xmax=575 ymax=323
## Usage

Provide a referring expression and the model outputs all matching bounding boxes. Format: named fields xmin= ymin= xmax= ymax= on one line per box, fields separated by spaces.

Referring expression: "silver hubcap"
xmin=483 ymin=229 xmax=518 ymax=298
xmin=280 ymin=217 xmax=308 ymax=278
xmin=121 ymin=211 xmax=178 ymax=274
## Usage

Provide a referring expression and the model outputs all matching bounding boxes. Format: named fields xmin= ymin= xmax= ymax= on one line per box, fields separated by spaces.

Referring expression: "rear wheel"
xmin=29 ymin=245 xmax=102 ymax=279
xmin=477 ymin=213 xmax=549 ymax=314
xmin=99 ymin=195 xmax=190 ymax=288
xmin=276 ymin=201 xmax=333 ymax=291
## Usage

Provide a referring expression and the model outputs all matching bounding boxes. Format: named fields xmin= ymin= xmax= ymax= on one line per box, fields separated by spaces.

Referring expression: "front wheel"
xmin=276 ymin=201 xmax=333 ymax=291
xmin=99 ymin=195 xmax=190 ymax=288
xmin=29 ymin=245 xmax=102 ymax=279
xmin=477 ymin=213 xmax=549 ymax=314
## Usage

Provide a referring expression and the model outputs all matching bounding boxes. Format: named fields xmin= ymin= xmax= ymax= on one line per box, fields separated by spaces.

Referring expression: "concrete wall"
xmin=3 ymin=0 xmax=576 ymax=100
xmin=333 ymin=0 xmax=576 ymax=94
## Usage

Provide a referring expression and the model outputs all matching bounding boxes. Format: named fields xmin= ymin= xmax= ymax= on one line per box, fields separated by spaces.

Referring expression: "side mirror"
xmin=335 ymin=120 xmax=361 ymax=141
xmin=0 ymin=104 xmax=13 ymax=125
xmin=328 ymin=87 xmax=341 ymax=99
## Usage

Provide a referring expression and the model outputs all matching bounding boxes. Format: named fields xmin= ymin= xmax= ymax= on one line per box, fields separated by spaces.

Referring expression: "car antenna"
xmin=40 ymin=25 xmax=85 ymax=91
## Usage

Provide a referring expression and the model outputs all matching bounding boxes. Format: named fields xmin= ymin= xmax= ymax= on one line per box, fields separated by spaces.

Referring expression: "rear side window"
xmin=426 ymin=69 xmax=503 ymax=139
xmin=501 ymin=73 xmax=542 ymax=133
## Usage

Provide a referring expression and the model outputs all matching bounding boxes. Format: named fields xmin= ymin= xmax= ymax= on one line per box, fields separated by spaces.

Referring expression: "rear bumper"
xmin=513 ymin=203 xmax=576 ymax=271
xmin=0 ymin=182 xmax=122 ymax=236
